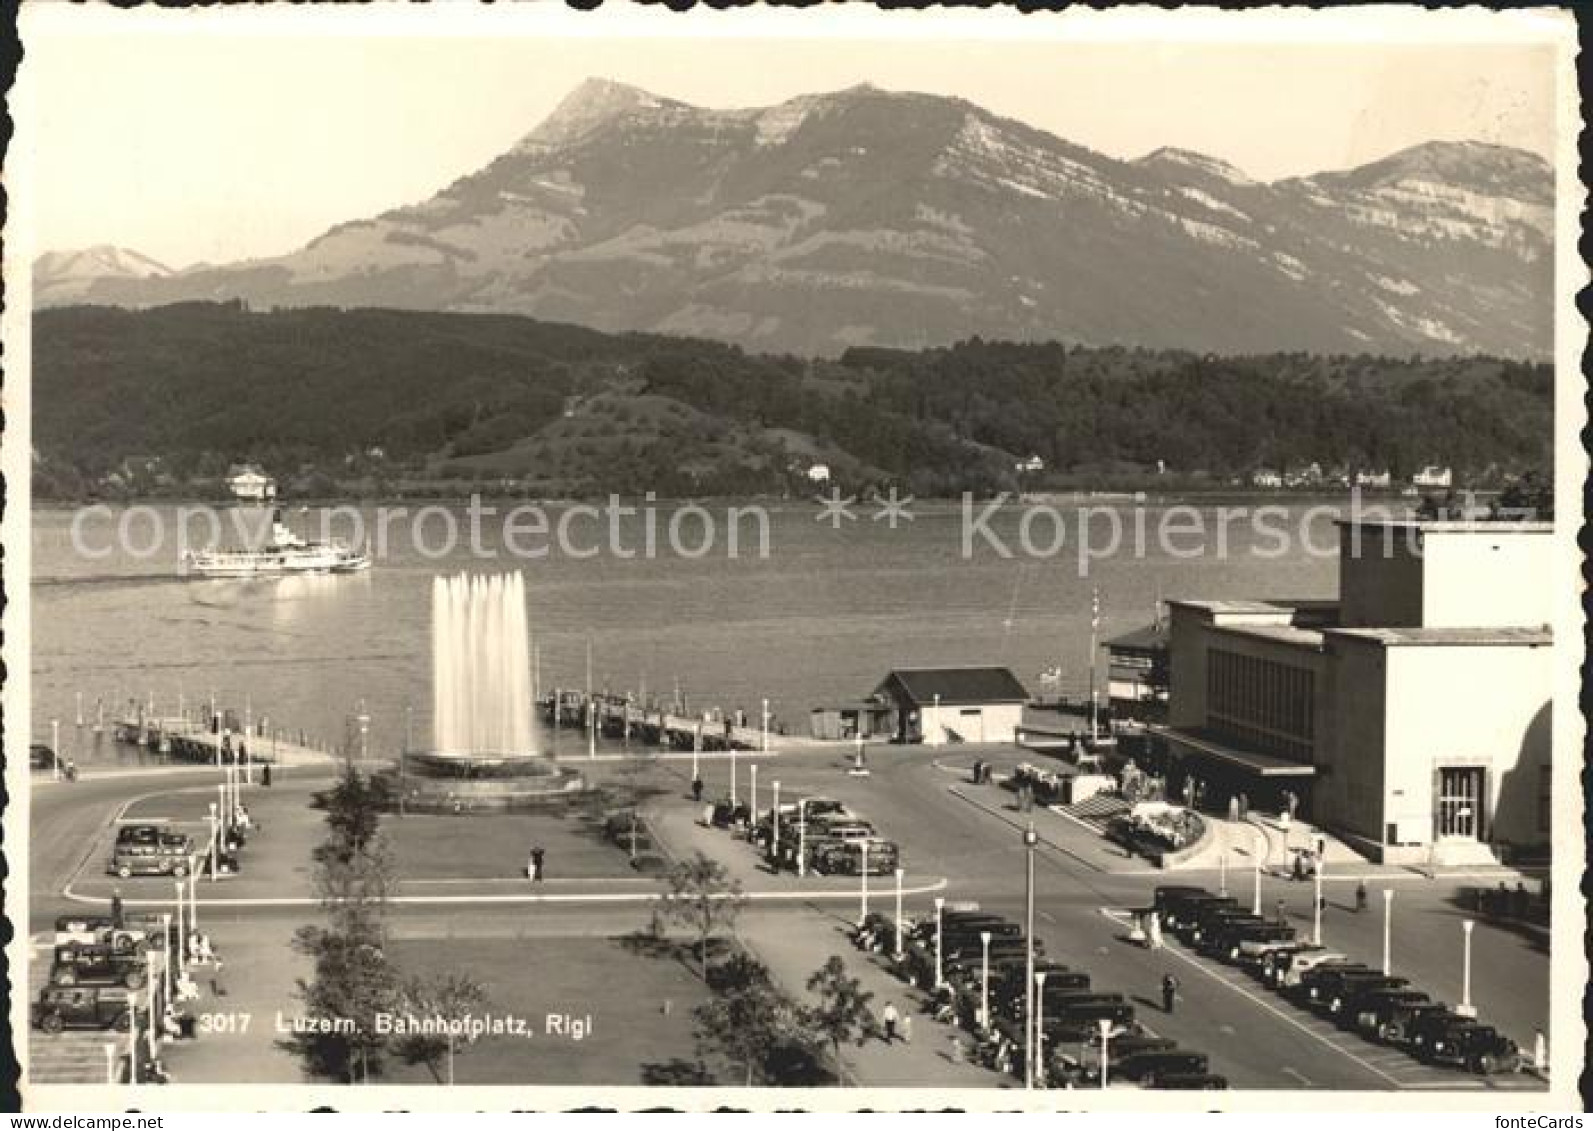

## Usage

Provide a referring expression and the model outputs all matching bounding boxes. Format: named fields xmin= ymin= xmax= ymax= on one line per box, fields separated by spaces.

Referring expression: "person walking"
xmin=110 ymin=887 xmax=125 ymax=929
xmin=1355 ymin=879 xmax=1368 ymax=913
xmin=262 ymin=763 xmax=273 ymax=788
xmin=691 ymin=776 xmax=704 ymax=803
xmin=531 ymin=846 xmax=546 ymax=882
xmin=881 ymin=1001 xmax=900 ymax=1043
xmin=1161 ymin=973 xmax=1179 ymax=1014
xmin=1238 ymin=791 xmax=1250 ymax=821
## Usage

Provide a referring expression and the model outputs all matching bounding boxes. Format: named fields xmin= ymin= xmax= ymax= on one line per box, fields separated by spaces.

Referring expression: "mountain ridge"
xmin=35 ymin=80 xmax=1552 ymax=359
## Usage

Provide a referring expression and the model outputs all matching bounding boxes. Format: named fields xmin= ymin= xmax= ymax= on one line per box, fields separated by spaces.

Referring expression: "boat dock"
xmin=541 ymin=691 xmax=790 ymax=752
xmin=111 ymin=714 xmax=336 ymax=767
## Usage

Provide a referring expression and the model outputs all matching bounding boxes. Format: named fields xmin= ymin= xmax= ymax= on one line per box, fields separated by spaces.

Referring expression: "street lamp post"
xmin=162 ymin=913 xmax=173 ymax=1000
xmin=771 ymin=781 xmax=781 ymax=859
xmin=1382 ymin=888 xmax=1394 ymax=975
xmin=1252 ymin=842 xmax=1263 ymax=916
xmin=934 ymin=896 xmax=946 ymax=989
xmin=1457 ymin=919 xmax=1477 ymax=1018
xmin=692 ymin=715 xmax=702 ymax=783
xmin=979 ymin=930 xmax=992 ymax=1032
xmin=1034 ymin=970 xmax=1048 ymax=1088
xmin=730 ymin=744 xmax=738 ymax=808
xmin=1023 ymin=822 xmax=1038 ymax=1089
xmin=172 ymin=882 xmax=185 ymax=977
xmin=1098 ymin=1018 xmax=1112 ymax=1089
xmin=797 ymin=798 xmax=808 ymax=877
xmin=187 ymin=874 xmax=198 ymax=936
xmin=858 ymin=841 xmax=870 ymax=927
xmin=208 ymin=799 xmax=220 ymax=882
xmin=761 ymin=697 xmax=770 ymax=753
xmin=750 ymin=765 xmax=758 ymax=826
xmin=1313 ymin=858 xmax=1324 ymax=945
xmin=893 ymin=867 xmax=905 ymax=959
xmin=1219 ymin=851 xmax=1227 ymax=897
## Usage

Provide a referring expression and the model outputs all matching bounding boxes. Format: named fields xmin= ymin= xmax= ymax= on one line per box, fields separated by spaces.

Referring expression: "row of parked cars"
xmin=874 ymin=904 xmax=1225 ymax=1089
xmin=33 ymin=913 xmax=171 ymax=1033
xmin=1154 ymin=885 xmax=1524 ymax=1076
xmin=741 ymin=795 xmax=901 ymax=876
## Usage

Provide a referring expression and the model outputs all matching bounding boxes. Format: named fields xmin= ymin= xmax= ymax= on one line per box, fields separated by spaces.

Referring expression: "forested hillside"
xmin=33 ymin=303 xmax=1552 ymax=499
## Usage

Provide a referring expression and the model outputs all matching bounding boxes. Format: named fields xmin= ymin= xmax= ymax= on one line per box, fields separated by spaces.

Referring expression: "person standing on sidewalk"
xmin=1355 ymin=879 xmax=1368 ymax=913
xmin=111 ymin=888 xmax=125 ymax=930
xmin=1161 ymin=973 xmax=1179 ymax=1014
xmin=881 ymin=1001 xmax=900 ymax=1043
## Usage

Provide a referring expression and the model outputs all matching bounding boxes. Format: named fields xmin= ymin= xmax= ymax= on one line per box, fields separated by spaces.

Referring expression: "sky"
xmin=20 ymin=7 xmax=1562 ymax=269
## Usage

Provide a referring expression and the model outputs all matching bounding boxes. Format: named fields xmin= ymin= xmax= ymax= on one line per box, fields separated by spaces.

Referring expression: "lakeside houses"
xmin=225 ymin=462 xmax=277 ymax=502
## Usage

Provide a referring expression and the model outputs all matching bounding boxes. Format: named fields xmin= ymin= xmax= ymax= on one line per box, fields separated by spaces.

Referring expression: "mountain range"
xmin=35 ymin=78 xmax=1553 ymax=359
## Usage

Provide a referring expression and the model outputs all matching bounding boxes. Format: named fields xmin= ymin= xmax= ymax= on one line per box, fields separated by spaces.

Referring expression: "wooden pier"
xmin=112 ymin=714 xmax=336 ymax=768
xmin=540 ymin=691 xmax=789 ymax=753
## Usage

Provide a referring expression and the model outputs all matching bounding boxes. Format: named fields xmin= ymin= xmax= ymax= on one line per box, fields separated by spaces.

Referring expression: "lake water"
xmin=29 ymin=499 xmax=1353 ymax=763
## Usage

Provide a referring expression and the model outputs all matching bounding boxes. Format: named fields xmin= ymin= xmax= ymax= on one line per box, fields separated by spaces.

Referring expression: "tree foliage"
xmin=802 ymin=955 xmax=878 ymax=1083
xmin=654 ymin=851 xmax=747 ymax=980
xmin=693 ymin=953 xmax=810 ymax=1086
xmin=392 ymin=972 xmax=489 ymax=1085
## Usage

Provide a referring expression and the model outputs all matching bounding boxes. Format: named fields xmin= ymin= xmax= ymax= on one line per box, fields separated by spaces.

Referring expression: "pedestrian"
xmin=1161 ymin=973 xmax=1179 ymax=1014
xmin=531 ymin=846 xmax=546 ymax=882
xmin=1355 ymin=879 xmax=1368 ymax=913
xmin=972 ymin=759 xmax=983 ymax=785
xmin=900 ymin=1013 xmax=913 ymax=1045
xmin=1285 ymin=789 xmax=1299 ymax=820
xmin=1238 ymin=792 xmax=1250 ymax=821
xmin=111 ymin=888 xmax=125 ymax=929
xmin=1292 ymin=852 xmax=1306 ymax=882
xmin=691 ymin=776 xmax=704 ymax=803
xmin=882 ymin=1001 xmax=900 ymax=1043
xmin=525 ymin=851 xmax=537 ymax=881
xmin=1148 ymin=910 xmax=1164 ymax=951
xmin=1227 ymin=795 xmax=1240 ymax=823
xmin=262 ymin=763 xmax=273 ymax=788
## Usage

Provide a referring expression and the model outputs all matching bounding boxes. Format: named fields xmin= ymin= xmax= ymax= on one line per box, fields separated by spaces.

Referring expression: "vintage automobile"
xmin=54 ymin=914 xmax=164 ymax=953
xmin=812 ymin=837 xmax=899 ymax=876
xmin=1413 ymin=1019 xmax=1522 ymax=1074
xmin=1287 ymin=960 xmax=1371 ymax=1003
xmin=1308 ymin=970 xmax=1409 ymax=1017
xmin=115 ymin=823 xmax=182 ymax=847
xmin=1045 ymin=1000 xmax=1136 ymax=1042
xmin=32 ymin=985 xmax=135 ymax=1033
xmin=1349 ymin=990 xmax=1439 ymax=1041
xmin=1111 ymin=1050 xmax=1211 ymax=1086
xmin=109 ymin=841 xmax=193 ymax=879
xmin=30 ymin=743 xmax=58 ymax=771
xmin=1269 ymin=948 xmax=1349 ymax=989
xmin=1214 ymin=922 xmax=1298 ymax=964
xmin=1183 ymin=905 xmax=1264 ymax=947
xmin=1160 ymin=891 xmax=1235 ymax=931
xmin=50 ymin=944 xmax=147 ymax=989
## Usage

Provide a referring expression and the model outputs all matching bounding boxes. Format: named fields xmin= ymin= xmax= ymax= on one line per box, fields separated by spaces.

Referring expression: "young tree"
xmin=392 ymin=972 xmax=488 ymax=1085
xmin=692 ymin=953 xmax=796 ymax=1086
xmin=319 ymin=760 xmax=392 ymax=863
xmin=803 ymin=955 xmax=878 ymax=1084
xmin=654 ymin=851 xmax=747 ymax=979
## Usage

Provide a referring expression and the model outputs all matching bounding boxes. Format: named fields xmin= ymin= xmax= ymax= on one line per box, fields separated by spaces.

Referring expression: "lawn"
xmin=382 ymin=935 xmax=716 ymax=1085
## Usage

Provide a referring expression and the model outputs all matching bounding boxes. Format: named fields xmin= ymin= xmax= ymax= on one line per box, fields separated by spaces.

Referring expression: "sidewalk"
xmin=738 ymin=911 xmax=1009 ymax=1088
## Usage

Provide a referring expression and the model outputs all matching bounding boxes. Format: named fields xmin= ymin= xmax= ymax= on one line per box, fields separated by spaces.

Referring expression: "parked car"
xmin=1046 ymin=1000 xmax=1136 ymax=1041
xmin=1415 ymin=1020 xmax=1522 ymax=1074
xmin=1112 ymin=1050 xmax=1210 ymax=1086
xmin=1287 ymin=960 xmax=1370 ymax=1003
xmin=1162 ymin=892 xmax=1235 ymax=931
xmin=1270 ymin=949 xmax=1348 ymax=989
xmin=1152 ymin=885 xmax=1210 ymax=916
xmin=1370 ymin=1001 xmax=1455 ymax=1046
xmin=30 ymin=744 xmax=57 ymax=770
xmin=50 ymin=944 xmax=147 ymax=989
xmin=1348 ymin=990 xmax=1436 ymax=1040
xmin=1309 ymin=970 xmax=1409 ymax=1017
xmin=109 ymin=841 xmax=192 ymax=879
xmin=1215 ymin=922 xmax=1298 ymax=964
xmin=32 ymin=985 xmax=135 ymax=1033
xmin=1184 ymin=906 xmax=1263 ymax=946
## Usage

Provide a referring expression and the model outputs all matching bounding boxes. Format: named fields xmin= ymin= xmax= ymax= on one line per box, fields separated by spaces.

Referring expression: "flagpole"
xmin=1089 ymin=585 xmax=1100 ymax=741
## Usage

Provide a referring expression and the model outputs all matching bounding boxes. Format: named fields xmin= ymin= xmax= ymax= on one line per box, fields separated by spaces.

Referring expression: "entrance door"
xmin=1436 ymin=767 xmax=1485 ymax=840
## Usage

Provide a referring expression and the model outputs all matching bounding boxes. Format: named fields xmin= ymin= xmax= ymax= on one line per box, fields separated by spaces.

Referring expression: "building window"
xmin=1206 ymin=649 xmax=1315 ymax=761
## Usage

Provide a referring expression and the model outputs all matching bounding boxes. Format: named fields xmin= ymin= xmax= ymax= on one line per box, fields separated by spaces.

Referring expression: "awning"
xmin=1152 ymin=726 xmax=1317 ymax=778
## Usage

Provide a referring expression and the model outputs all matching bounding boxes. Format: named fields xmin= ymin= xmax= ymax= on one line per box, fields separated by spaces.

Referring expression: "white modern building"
xmin=871 ymin=667 xmax=1030 ymax=746
xmin=1156 ymin=519 xmax=1553 ymax=864
xmin=225 ymin=463 xmax=277 ymax=502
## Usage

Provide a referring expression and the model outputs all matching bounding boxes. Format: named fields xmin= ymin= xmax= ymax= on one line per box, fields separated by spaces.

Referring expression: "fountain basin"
xmin=380 ymin=751 xmax=588 ymax=814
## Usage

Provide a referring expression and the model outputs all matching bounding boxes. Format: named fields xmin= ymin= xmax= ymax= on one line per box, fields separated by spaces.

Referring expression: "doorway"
xmin=1436 ymin=767 xmax=1486 ymax=840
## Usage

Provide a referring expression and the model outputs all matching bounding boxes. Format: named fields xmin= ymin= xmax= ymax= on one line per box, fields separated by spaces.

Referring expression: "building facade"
xmin=1157 ymin=519 xmax=1553 ymax=864
xmin=871 ymin=667 xmax=1030 ymax=746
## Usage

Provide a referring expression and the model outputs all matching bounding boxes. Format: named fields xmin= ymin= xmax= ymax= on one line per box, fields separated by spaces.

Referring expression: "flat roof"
xmin=1167 ymin=597 xmax=1337 ymax=617
xmin=1212 ymin=622 xmax=1326 ymax=650
xmin=1334 ymin=518 xmax=1554 ymax=534
xmin=1326 ymin=626 xmax=1553 ymax=647
xmin=1153 ymin=726 xmax=1317 ymax=777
